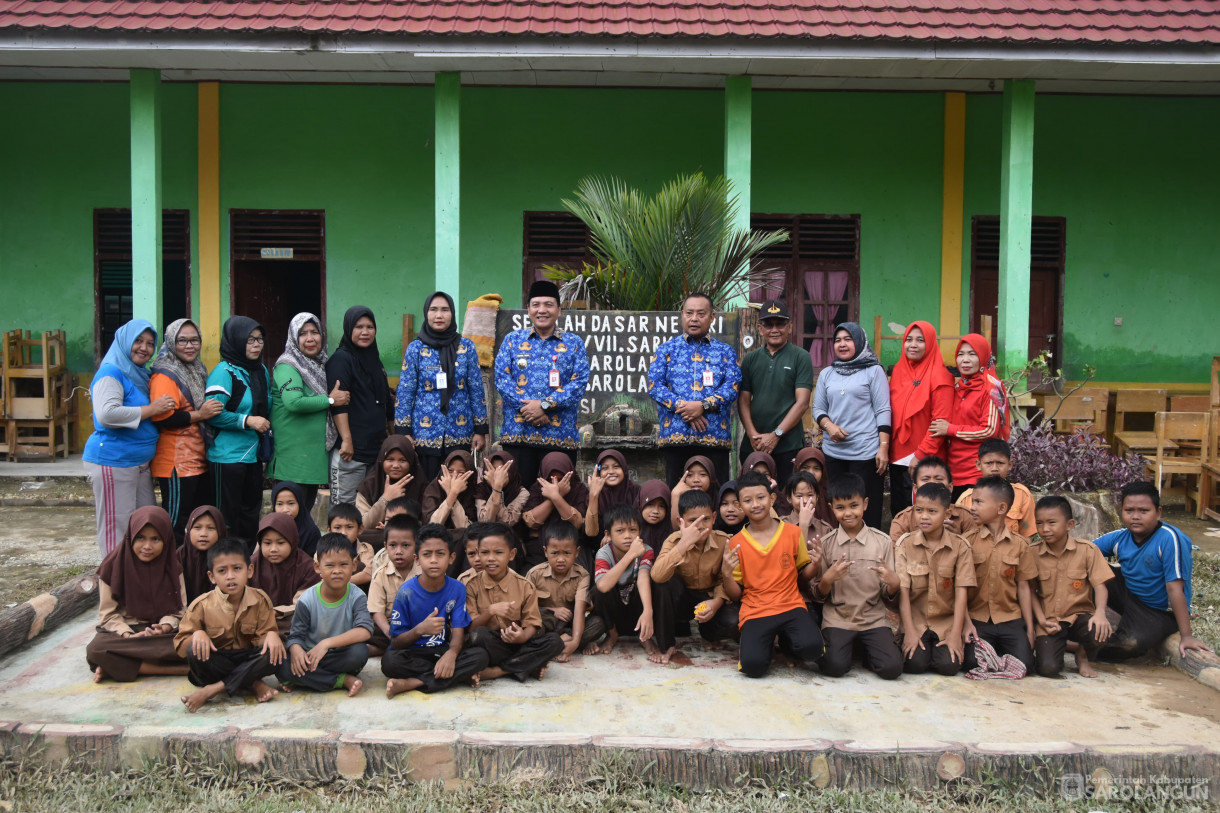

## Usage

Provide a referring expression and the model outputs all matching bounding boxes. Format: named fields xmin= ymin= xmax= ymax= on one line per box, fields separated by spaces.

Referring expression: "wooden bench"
xmin=1113 ymin=388 xmax=1168 ymax=456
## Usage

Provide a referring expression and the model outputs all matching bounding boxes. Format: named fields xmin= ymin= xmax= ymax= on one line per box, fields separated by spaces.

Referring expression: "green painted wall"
xmin=219 ymin=84 xmax=435 ymax=368
xmin=0 ymin=82 xmax=197 ymax=371
xmin=964 ymin=92 xmax=1220 ymax=383
xmin=460 ymin=87 xmax=726 ymax=310
xmin=754 ymin=91 xmax=946 ymax=367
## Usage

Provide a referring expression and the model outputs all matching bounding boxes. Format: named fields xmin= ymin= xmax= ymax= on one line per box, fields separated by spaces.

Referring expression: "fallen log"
xmin=0 ymin=571 xmax=99 ymax=660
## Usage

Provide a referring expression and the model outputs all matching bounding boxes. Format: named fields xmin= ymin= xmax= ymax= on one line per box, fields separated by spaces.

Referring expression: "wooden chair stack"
xmin=2 ymin=329 xmax=76 ymax=460
xmin=1044 ymin=387 xmax=1110 ymax=437
xmin=1143 ymin=409 xmax=1210 ymax=517
xmin=1200 ymin=356 xmax=1220 ymax=521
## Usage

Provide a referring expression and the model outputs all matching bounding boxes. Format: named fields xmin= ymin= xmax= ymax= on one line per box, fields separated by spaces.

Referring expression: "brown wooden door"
xmin=230 ymin=210 xmax=325 ymax=364
xmin=970 ymin=216 xmax=1065 ymax=365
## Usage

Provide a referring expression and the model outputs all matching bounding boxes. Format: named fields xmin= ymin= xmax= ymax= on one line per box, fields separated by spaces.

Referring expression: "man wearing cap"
xmin=738 ymin=299 xmax=814 ymax=487
xmin=647 ymin=292 xmax=741 ymax=488
xmin=494 ymin=280 xmax=590 ymax=484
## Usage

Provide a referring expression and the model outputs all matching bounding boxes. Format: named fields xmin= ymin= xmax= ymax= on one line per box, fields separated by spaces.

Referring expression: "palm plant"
xmin=543 ymin=173 xmax=789 ymax=311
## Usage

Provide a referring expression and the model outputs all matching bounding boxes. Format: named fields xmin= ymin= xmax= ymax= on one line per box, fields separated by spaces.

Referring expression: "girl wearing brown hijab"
xmin=179 ymin=504 xmax=227 ymax=602
xmin=638 ymin=479 xmax=673 ymax=553
xmin=474 ymin=448 xmax=529 ymax=526
xmin=668 ymin=455 xmax=721 ymax=530
xmin=584 ymin=449 xmax=642 ymax=538
xmin=86 ymin=506 xmax=188 ymax=682
xmin=356 ymin=434 xmax=424 ymax=548
xmin=521 ymin=451 xmax=591 ymax=568
xmin=422 ymin=449 xmax=478 ymax=530
xmin=250 ymin=512 xmax=320 ymax=631
xmin=742 ymin=449 xmax=792 ymax=516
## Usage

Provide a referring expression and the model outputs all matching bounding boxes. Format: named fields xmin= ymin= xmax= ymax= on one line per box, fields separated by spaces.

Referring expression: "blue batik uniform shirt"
xmin=494 ymin=328 xmax=590 ymax=449
xmin=648 ymin=334 xmax=742 ymax=448
xmin=1092 ymin=522 xmax=1193 ymax=611
xmin=388 ymin=576 xmax=472 ymax=648
xmin=395 ymin=336 xmax=489 ymax=451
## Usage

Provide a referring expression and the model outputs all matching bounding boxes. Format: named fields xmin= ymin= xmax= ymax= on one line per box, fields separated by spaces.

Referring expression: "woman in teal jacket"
xmin=205 ymin=316 xmax=271 ymax=549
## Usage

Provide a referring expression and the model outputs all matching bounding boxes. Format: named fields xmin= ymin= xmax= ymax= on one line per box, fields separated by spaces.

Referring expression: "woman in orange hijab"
xmin=887 ymin=321 xmax=954 ymax=517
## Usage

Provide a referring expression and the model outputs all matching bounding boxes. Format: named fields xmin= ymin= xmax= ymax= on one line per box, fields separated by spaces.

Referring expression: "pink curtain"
xmin=805 ymin=270 xmax=850 ymax=369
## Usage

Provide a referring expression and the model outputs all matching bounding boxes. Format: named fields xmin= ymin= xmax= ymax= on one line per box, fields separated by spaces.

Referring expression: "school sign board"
xmin=491 ymin=309 xmax=741 ymax=446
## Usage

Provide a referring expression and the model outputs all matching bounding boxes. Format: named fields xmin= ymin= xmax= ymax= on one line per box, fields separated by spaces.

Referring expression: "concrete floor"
xmin=1 ymin=613 xmax=1218 ymax=747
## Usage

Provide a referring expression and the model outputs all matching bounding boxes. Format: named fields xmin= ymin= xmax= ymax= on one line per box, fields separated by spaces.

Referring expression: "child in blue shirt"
xmin=1092 ymin=481 xmax=1210 ymax=661
xmin=382 ymin=523 xmax=490 ymax=697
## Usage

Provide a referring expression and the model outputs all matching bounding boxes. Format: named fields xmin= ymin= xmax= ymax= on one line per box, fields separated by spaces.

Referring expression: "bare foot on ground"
xmin=478 ymin=666 xmax=508 ymax=682
xmin=93 ymin=666 xmax=105 ymax=684
xmin=251 ymin=679 xmax=278 ymax=703
xmin=599 ymin=630 xmax=619 ymax=655
xmin=344 ymin=675 xmax=364 ymax=696
xmin=386 ymin=678 xmax=422 ymax=698
xmin=648 ymin=644 xmax=675 ymax=665
xmin=531 ymin=664 xmax=548 ymax=680
xmin=181 ymin=681 xmax=225 ymax=713
xmin=582 ymin=641 xmax=602 ymax=656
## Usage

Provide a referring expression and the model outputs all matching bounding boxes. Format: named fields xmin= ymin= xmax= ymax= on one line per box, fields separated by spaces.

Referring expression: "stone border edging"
xmin=1 ymin=722 xmax=1216 ymax=793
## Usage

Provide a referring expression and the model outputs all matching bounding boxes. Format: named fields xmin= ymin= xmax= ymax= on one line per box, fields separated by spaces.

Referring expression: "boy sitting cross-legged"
xmin=650 ymin=488 xmax=740 ymax=664
xmin=467 ymin=522 xmax=565 ymax=681
xmin=896 ymin=483 xmax=975 ymax=675
xmin=276 ymin=533 xmax=373 ymax=696
xmin=527 ymin=521 xmax=607 ymax=661
xmin=1031 ymin=496 xmax=1114 ymax=678
xmin=175 ymin=538 xmax=285 ymax=712
xmin=382 ymin=523 xmax=490 ymax=697
xmin=591 ymin=504 xmax=659 ymax=657
xmin=815 ymin=473 xmax=904 ymax=680
xmin=962 ymin=476 xmax=1038 ymax=675
xmin=720 ymin=472 xmax=823 ymax=678
xmin=367 ymin=514 xmax=422 ymax=655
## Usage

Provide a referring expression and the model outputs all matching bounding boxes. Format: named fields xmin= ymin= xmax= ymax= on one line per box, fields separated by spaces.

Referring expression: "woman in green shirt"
xmin=268 ymin=313 xmax=349 ymax=511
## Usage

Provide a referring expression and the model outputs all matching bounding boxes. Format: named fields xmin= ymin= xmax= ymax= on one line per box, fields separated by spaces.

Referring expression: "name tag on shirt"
xmin=549 ymin=369 xmax=561 ymax=388
xmin=703 ymin=369 xmax=714 ymax=387
xmin=436 ymin=371 xmax=448 ymax=390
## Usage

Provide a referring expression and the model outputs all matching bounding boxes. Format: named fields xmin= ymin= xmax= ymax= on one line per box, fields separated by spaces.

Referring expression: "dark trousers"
xmin=541 ymin=608 xmax=608 ymax=649
xmin=214 ymin=461 xmax=264 ymax=552
xmin=502 ymin=444 xmax=576 ymax=489
xmin=1035 ymin=613 xmax=1103 ymax=677
xmin=468 ymin=626 xmax=565 ymax=681
xmin=739 ymin=607 xmax=823 ymax=678
xmin=299 ymin=483 xmax=319 ymax=514
xmin=158 ymin=470 xmax=214 ymax=546
xmin=903 ymin=628 xmax=964 ymax=676
xmin=652 ymin=578 xmax=739 ymax=651
xmin=888 ymin=463 xmax=913 ymax=521
xmin=963 ymin=618 xmax=1035 ymax=673
xmin=187 ymin=648 xmax=276 ymax=695
xmin=381 ymin=644 xmax=490 ymax=693
xmin=275 ymin=643 xmax=369 ymax=692
xmin=821 ymin=625 xmax=903 ymax=680
xmin=85 ymin=627 xmax=183 ymax=682
xmin=738 ymin=439 xmax=798 ymax=491
xmin=823 ymin=455 xmax=884 ymax=529
xmin=1096 ymin=570 xmax=1180 ymax=662
xmin=592 ymin=586 xmax=649 ymax=638
xmin=663 ymin=447 xmax=732 ymax=492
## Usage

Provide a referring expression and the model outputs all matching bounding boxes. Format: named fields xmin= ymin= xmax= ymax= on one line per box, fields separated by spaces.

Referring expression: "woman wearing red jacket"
xmin=887 ymin=321 xmax=954 ymax=518
xmin=929 ymin=333 xmax=1010 ymax=494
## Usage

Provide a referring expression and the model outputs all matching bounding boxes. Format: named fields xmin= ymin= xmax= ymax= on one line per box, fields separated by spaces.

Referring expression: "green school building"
xmin=0 ymin=0 xmax=1217 ymax=445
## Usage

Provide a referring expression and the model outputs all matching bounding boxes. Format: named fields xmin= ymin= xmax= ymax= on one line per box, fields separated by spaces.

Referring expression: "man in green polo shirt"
xmin=738 ymin=299 xmax=815 ymax=487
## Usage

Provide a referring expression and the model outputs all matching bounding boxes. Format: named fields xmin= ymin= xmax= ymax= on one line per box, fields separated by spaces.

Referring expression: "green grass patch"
xmin=1191 ymin=551 xmax=1220 ymax=653
xmin=0 ymin=749 xmax=1209 ymax=813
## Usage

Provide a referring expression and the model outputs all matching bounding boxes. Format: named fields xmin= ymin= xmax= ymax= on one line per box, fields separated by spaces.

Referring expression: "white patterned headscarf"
xmin=275 ymin=312 xmax=338 ymax=450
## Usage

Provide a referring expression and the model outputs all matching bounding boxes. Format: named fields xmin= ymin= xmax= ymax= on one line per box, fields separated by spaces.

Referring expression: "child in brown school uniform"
xmin=782 ymin=472 xmax=834 ymax=546
xmin=87 ymin=506 xmax=189 ymax=683
xmin=327 ymin=502 xmax=375 ymax=589
xmin=896 ymin=483 xmax=975 ymax=675
xmin=527 ymin=521 xmax=607 ymax=661
xmin=467 ymin=522 xmax=565 ymax=681
xmin=889 ymin=456 xmax=976 ymax=543
xmin=367 ymin=514 xmax=423 ymax=655
xmin=1031 ymin=496 xmax=1114 ymax=678
xmin=368 ymin=496 xmax=419 ymax=574
xmin=815 ymin=474 xmax=904 ymax=680
xmin=962 ymin=476 xmax=1039 ymax=674
xmin=179 ymin=505 xmax=226 ymax=603
xmin=176 ymin=538 xmax=285 ymax=711
xmin=955 ymin=439 xmax=1036 ymax=539
xmin=592 ymin=504 xmax=659 ymax=657
xmin=650 ymin=488 xmax=740 ymax=664
xmin=250 ymin=512 xmax=320 ymax=634
xmin=457 ymin=523 xmax=487 ymax=582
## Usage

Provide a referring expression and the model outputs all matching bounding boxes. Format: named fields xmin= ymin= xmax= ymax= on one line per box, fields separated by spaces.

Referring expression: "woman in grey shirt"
xmin=812 ymin=322 xmax=891 ymax=528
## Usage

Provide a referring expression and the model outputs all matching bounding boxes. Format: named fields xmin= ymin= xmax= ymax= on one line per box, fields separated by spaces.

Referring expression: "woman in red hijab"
xmin=930 ymin=333 xmax=1010 ymax=492
xmin=887 ymin=321 xmax=955 ymax=517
